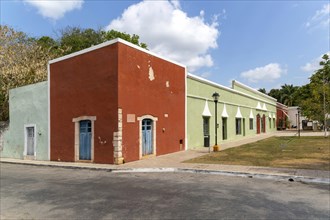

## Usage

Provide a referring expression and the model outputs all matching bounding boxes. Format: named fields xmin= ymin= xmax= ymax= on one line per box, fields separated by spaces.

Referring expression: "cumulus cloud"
xmin=305 ymin=3 xmax=330 ymax=29
xmin=24 ymin=0 xmax=84 ymax=20
xmin=240 ymin=63 xmax=285 ymax=83
xmin=301 ymin=52 xmax=330 ymax=72
xmin=105 ymin=0 xmax=219 ymax=72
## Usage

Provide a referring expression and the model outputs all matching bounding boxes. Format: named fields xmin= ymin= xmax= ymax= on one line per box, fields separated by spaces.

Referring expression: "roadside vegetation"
xmin=185 ymin=137 xmax=330 ymax=170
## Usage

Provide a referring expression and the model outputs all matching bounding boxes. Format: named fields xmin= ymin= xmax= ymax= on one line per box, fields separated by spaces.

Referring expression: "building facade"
xmin=1 ymin=82 xmax=48 ymax=160
xmin=187 ymin=74 xmax=277 ymax=149
xmin=1 ymin=38 xmax=279 ymax=164
xmin=49 ymin=39 xmax=186 ymax=164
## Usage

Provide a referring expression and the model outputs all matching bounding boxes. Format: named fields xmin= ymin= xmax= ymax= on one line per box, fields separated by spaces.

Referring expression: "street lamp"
xmin=297 ymin=107 xmax=301 ymax=138
xmin=212 ymin=92 xmax=220 ymax=152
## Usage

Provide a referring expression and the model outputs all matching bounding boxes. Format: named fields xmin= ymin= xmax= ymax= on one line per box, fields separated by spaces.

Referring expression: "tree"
xmin=102 ymin=29 xmax=148 ymax=49
xmin=268 ymin=88 xmax=282 ymax=102
xmin=37 ymin=36 xmax=66 ymax=57
xmin=59 ymin=27 xmax=104 ymax=55
xmin=0 ymin=25 xmax=59 ymax=121
xmin=301 ymin=54 xmax=330 ymax=124
xmin=279 ymin=84 xmax=298 ymax=106
xmin=258 ymin=88 xmax=266 ymax=94
xmin=59 ymin=27 xmax=148 ymax=55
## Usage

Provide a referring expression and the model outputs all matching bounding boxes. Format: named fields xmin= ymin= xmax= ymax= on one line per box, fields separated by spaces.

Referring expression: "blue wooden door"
xmin=79 ymin=120 xmax=91 ymax=160
xmin=142 ymin=119 xmax=153 ymax=156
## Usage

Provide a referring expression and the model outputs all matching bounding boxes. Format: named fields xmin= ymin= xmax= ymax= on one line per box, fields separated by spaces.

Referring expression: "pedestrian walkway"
xmin=1 ymin=131 xmax=329 ymax=184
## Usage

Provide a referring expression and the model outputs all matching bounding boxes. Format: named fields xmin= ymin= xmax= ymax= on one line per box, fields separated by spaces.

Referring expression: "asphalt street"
xmin=1 ymin=163 xmax=329 ymax=219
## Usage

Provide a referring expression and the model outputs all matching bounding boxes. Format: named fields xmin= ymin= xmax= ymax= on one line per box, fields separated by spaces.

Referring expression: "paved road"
xmin=1 ymin=163 xmax=329 ymax=219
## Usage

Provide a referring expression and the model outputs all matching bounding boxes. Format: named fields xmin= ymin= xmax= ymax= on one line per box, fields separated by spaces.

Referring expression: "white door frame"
xmin=24 ymin=124 xmax=37 ymax=158
xmin=137 ymin=115 xmax=158 ymax=159
xmin=72 ymin=116 xmax=96 ymax=162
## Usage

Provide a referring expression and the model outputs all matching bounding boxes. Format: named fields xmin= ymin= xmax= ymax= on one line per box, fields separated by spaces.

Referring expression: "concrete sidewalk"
xmin=1 ymin=153 xmax=329 ymax=184
xmin=1 ymin=131 xmax=329 ymax=184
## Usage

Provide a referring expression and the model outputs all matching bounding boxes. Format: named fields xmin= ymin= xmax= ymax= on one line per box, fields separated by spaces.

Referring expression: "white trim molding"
xmin=185 ymin=68 xmax=188 ymax=150
xmin=47 ymin=63 xmax=50 ymax=160
xmin=235 ymin=107 xmax=243 ymax=118
xmin=202 ymin=100 xmax=212 ymax=117
xmin=187 ymin=74 xmax=277 ymax=107
xmin=262 ymin=103 xmax=268 ymax=111
xmin=72 ymin=116 xmax=96 ymax=162
xmin=221 ymin=104 xmax=229 ymax=118
xmin=232 ymin=80 xmax=277 ymax=102
xmin=137 ymin=115 xmax=158 ymax=159
xmin=249 ymin=109 xmax=254 ymax=119
xmin=49 ymin=38 xmax=186 ymax=68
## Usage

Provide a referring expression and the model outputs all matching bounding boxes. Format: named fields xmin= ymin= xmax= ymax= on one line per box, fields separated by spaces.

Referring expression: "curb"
xmin=111 ymin=167 xmax=330 ymax=185
xmin=2 ymin=160 xmax=328 ymax=185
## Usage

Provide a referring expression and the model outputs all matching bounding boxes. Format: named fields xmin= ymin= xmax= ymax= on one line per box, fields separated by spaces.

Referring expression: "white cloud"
xmin=105 ymin=0 xmax=219 ymax=72
xmin=301 ymin=52 xmax=330 ymax=72
xmin=305 ymin=3 xmax=330 ymax=29
xmin=240 ymin=63 xmax=285 ymax=83
xmin=24 ymin=0 xmax=84 ymax=20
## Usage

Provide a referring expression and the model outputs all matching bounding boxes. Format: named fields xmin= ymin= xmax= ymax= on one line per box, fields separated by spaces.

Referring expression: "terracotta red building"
xmin=48 ymin=39 xmax=186 ymax=164
xmin=276 ymin=102 xmax=288 ymax=130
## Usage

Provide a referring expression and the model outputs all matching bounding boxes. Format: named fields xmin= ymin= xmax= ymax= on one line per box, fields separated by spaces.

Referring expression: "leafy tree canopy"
xmin=59 ymin=27 xmax=148 ymax=55
xmin=265 ymin=54 xmax=329 ymax=124
xmin=258 ymin=88 xmax=267 ymax=94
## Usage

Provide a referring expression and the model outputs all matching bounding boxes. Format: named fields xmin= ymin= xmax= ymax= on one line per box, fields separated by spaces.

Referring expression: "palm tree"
xmin=280 ymin=84 xmax=298 ymax=106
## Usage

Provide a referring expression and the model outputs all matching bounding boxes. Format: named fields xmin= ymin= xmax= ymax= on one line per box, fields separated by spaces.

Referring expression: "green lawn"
xmin=185 ymin=136 xmax=330 ymax=170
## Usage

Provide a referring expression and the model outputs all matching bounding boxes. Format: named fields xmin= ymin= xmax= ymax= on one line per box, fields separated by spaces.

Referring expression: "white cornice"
xmin=49 ymin=38 xmax=186 ymax=68
xmin=232 ymin=80 xmax=277 ymax=102
xmin=187 ymin=73 xmax=276 ymax=107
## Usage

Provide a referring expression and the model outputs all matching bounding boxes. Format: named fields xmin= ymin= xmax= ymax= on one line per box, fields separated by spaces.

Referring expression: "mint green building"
xmin=1 ymin=81 xmax=49 ymax=160
xmin=187 ymin=74 xmax=277 ymax=149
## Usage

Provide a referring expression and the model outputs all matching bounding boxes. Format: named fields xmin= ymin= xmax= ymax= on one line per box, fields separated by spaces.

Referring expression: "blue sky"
xmin=1 ymin=0 xmax=329 ymax=91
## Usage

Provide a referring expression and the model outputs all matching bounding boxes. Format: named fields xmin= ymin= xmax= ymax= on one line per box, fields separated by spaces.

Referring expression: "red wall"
xmin=50 ymin=41 xmax=186 ymax=164
xmin=117 ymin=43 xmax=186 ymax=162
xmin=50 ymin=44 xmax=119 ymax=164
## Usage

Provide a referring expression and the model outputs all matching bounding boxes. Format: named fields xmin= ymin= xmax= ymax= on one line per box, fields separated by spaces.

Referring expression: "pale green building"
xmin=187 ymin=74 xmax=277 ymax=149
xmin=1 ymin=81 xmax=49 ymax=160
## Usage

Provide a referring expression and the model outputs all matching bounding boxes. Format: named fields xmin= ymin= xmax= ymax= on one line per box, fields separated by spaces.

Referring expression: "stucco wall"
xmin=49 ymin=39 xmax=186 ymax=164
xmin=187 ymin=75 xmax=277 ymax=149
xmin=117 ymin=43 xmax=186 ymax=162
xmin=50 ymin=43 xmax=118 ymax=164
xmin=1 ymin=82 xmax=48 ymax=160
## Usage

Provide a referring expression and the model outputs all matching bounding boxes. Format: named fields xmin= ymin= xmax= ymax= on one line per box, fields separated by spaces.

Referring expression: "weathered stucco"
xmin=49 ymin=39 xmax=186 ymax=164
xmin=187 ymin=75 xmax=277 ymax=149
xmin=1 ymin=82 xmax=48 ymax=160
